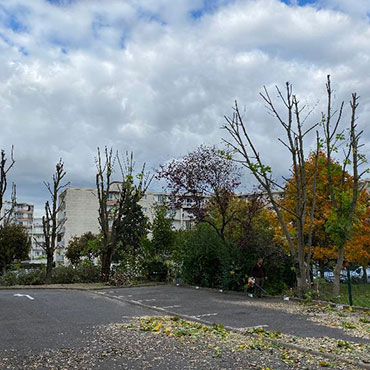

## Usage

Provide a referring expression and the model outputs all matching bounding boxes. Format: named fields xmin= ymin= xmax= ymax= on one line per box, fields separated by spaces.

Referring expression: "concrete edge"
xmin=288 ymin=296 xmax=370 ymax=312
xmin=92 ymin=291 xmax=370 ymax=369
xmin=0 ymin=282 xmax=165 ymax=291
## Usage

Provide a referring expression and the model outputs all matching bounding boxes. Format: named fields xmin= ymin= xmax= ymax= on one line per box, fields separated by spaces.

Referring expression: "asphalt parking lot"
xmin=94 ymin=285 xmax=368 ymax=343
xmin=0 ymin=284 xmax=368 ymax=355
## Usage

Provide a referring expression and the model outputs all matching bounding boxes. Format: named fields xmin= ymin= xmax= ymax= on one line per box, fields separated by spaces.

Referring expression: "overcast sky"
xmin=0 ymin=0 xmax=369 ymax=216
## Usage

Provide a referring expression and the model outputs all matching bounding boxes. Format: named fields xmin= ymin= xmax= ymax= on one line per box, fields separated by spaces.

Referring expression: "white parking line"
xmin=152 ymin=306 xmax=165 ymax=311
xmin=14 ymin=293 xmax=34 ymax=300
xmin=194 ymin=313 xmax=218 ymax=318
xmin=161 ymin=305 xmax=181 ymax=309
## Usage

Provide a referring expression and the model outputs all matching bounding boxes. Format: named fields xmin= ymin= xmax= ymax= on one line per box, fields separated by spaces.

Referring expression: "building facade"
xmin=30 ymin=217 xmax=46 ymax=262
xmin=57 ymin=187 xmax=101 ymax=264
xmin=57 ymin=185 xmax=194 ymax=264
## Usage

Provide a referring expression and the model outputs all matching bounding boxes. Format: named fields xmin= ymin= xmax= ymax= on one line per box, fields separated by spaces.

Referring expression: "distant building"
xmin=57 ymin=185 xmax=194 ymax=264
xmin=30 ymin=217 xmax=46 ymax=262
xmin=57 ymin=187 xmax=100 ymax=264
xmin=1 ymin=200 xmax=34 ymax=231
xmin=0 ymin=200 xmax=43 ymax=263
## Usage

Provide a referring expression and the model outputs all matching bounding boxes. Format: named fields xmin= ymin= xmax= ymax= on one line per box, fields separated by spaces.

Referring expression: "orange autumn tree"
xmin=346 ymin=190 xmax=370 ymax=268
xmin=272 ymin=152 xmax=369 ymax=275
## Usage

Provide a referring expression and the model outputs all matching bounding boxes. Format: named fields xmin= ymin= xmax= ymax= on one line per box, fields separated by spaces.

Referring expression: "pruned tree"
xmin=158 ymin=145 xmax=241 ymax=240
xmin=0 ymin=147 xmax=15 ymax=223
xmin=322 ymin=75 xmax=368 ymax=296
xmin=96 ymin=148 xmax=152 ymax=281
xmin=96 ymin=147 xmax=115 ymax=281
xmin=223 ymin=83 xmax=320 ymax=295
xmin=42 ymin=159 xmax=69 ymax=283
xmin=2 ymin=183 xmax=17 ymax=226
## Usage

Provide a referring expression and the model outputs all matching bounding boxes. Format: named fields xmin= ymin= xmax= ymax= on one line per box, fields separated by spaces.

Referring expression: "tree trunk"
xmin=101 ymin=250 xmax=112 ymax=282
xmin=296 ymin=259 xmax=309 ymax=297
xmin=333 ymin=245 xmax=345 ymax=296
xmin=45 ymin=253 xmax=54 ymax=284
xmin=2 ymin=265 xmax=6 ymax=275
xmin=319 ymin=261 xmax=325 ymax=280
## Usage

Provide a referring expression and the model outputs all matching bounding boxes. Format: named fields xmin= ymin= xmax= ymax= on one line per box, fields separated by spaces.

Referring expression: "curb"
xmin=0 ymin=282 xmax=165 ymax=291
xmin=92 ymin=290 xmax=370 ymax=369
xmin=287 ymin=296 xmax=370 ymax=312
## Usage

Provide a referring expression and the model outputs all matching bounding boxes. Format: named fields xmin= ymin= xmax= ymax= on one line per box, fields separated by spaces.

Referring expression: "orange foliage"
xmin=272 ymin=152 xmax=370 ymax=266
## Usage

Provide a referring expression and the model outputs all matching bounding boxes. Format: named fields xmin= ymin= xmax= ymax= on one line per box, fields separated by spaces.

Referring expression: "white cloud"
xmin=0 ymin=0 xmax=369 ymax=214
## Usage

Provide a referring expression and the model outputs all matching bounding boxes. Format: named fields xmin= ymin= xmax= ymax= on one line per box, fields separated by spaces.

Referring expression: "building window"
xmin=157 ymin=195 xmax=166 ymax=204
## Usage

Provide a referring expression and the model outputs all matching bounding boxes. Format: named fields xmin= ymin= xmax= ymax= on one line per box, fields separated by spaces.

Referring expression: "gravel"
xmin=0 ymin=315 xmax=365 ymax=370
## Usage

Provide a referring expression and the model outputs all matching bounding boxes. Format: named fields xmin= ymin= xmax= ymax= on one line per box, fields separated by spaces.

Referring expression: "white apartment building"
xmin=1 ymin=200 xmax=34 ymax=231
xmin=30 ymin=217 xmax=46 ymax=262
xmin=57 ymin=184 xmax=194 ymax=264
xmin=109 ymin=182 xmax=193 ymax=230
xmin=0 ymin=201 xmax=46 ymax=264
xmin=57 ymin=187 xmax=100 ymax=264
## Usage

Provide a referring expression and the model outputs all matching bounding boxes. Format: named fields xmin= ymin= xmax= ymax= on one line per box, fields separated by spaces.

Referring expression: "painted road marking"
xmin=194 ymin=313 xmax=218 ymax=318
xmin=161 ymin=305 xmax=181 ymax=309
xmin=242 ymin=324 xmax=268 ymax=329
xmin=152 ymin=306 xmax=165 ymax=311
xmin=14 ymin=294 xmax=34 ymax=300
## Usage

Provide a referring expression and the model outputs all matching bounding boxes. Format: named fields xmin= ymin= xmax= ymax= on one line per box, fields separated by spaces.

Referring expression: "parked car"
xmin=350 ymin=267 xmax=370 ymax=283
xmin=324 ymin=267 xmax=370 ymax=283
xmin=324 ymin=270 xmax=347 ymax=283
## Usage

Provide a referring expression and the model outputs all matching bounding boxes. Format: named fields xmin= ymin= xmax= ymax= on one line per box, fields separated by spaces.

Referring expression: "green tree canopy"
xmin=0 ymin=223 xmax=30 ymax=274
xmin=65 ymin=232 xmax=99 ymax=266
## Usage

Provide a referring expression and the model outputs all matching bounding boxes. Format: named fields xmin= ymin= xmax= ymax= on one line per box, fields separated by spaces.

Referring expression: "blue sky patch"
xmin=280 ymin=0 xmax=317 ymax=5
xmin=190 ymin=0 xmax=236 ymax=19
xmin=0 ymin=5 xmax=29 ymax=33
xmin=44 ymin=0 xmax=76 ymax=6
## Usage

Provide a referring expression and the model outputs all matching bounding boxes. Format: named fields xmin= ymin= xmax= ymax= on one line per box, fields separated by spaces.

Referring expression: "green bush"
xmin=0 ymin=269 xmax=45 ymax=286
xmin=182 ymin=224 xmax=228 ymax=288
xmin=0 ymin=264 xmax=101 ymax=286
xmin=75 ymin=261 xmax=101 ymax=283
xmin=51 ymin=265 xmax=77 ymax=284
xmin=0 ymin=271 xmax=18 ymax=286
xmin=146 ymin=260 xmax=168 ymax=281
xmin=17 ymin=269 xmax=45 ymax=285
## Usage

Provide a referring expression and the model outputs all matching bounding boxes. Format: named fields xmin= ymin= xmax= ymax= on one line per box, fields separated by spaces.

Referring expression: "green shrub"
xmin=146 ymin=260 xmax=168 ymax=281
xmin=182 ymin=224 xmax=228 ymax=288
xmin=17 ymin=269 xmax=45 ymax=285
xmin=0 ymin=269 xmax=45 ymax=286
xmin=0 ymin=271 xmax=18 ymax=286
xmin=75 ymin=261 xmax=100 ymax=283
xmin=51 ymin=265 xmax=77 ymax=284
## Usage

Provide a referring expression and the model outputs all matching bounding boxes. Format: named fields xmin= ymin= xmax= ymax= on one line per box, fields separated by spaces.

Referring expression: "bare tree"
xmin=96 ymin=148 xmax=152 ymax=281
xmin=42 ymin=159 xmax=69 ymax=283
xmin=96 ymin=147 xmax=114 ymax=282
xmin=2 ymin=183 xmax=17 ymax=226
xmin=0 ymin=147 xmax=15 ymax=222
xmin=322 ymin=75 xmax=367 ymax=296
xmin=223 ymin=83 xmax=320 ymax=295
